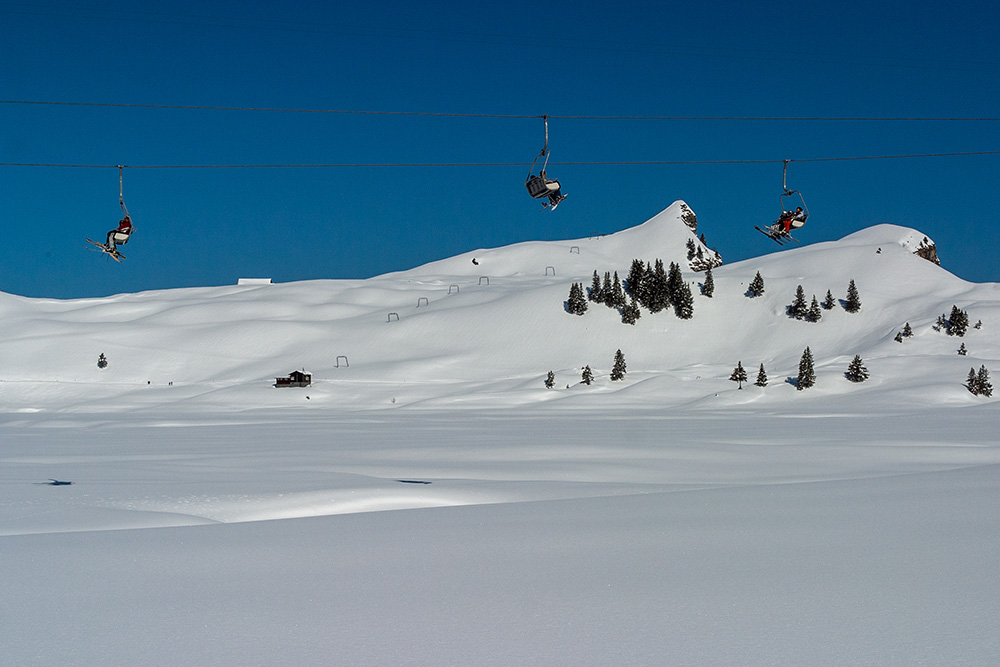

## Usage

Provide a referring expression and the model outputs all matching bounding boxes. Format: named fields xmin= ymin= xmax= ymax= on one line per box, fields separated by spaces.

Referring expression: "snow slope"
xmin=0 ymin=202 xmax=995 ymax=413
xmin=2 ymin=202 xmax=999 ymax=666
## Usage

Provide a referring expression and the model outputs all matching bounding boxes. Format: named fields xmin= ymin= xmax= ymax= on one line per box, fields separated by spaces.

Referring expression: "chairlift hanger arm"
xmin=118 ymin=165 xmax=130 ymax=218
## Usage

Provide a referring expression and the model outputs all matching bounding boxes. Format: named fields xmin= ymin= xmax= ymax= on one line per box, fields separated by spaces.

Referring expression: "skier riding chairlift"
xmin=770 ymin=160 xmax=808 ymax=236
xmin=104 ymin=166 xmax=134 ymax=254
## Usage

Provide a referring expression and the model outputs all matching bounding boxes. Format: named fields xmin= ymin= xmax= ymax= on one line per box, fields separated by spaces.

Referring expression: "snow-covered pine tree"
xmin=948 ymin=305 xmax=969 ymax=337
xmin=702 ymin=267 xmax=714 ymax=297
xmin=755 ymin=363 xmax=768 ymax=387
xmin=958 ymin=343 xmax=968 ymax=356
xmin=611 ymin=272 xmax=625 ymax=308
xmin=822 ymin=289 xmax=836 ymax=310
xmin=610 ymin=349 xmax=627 ymax=381
xmin=602 ymin=272 xmax=613 ymax=306
xmin=674 ymin=281 xmax=694 ymax=319
xmin=975 ymin=319 xmax=983 ymax=330
xmin=797 ymin=347 xmax=816 ymax=390
xmin=844 ymin=279 xmax=862 ymax=313
xmin=976 ymin=366 xmax=992 ymax=397
xmin=581 ymin=365 xmax=594 ymax=385
xmin=806 ymin=295 xmax=822 ymax=323
xmin=544 ymin=371 xmax=555 ymax=388
xmin=621 ymin=295 xmax=641 ymax=325
xmin=894 ymin=331 xmax=904 ymax=343
xmin=97 ymin=353 xmax=108 ymax=369
xmin=788 ymin=285 xmax=808 ymax=319
xmin=902 ymin=322 xmax=913 ymax=337
xmin=686 ymin=238 xmax=697 ymax=260
xmin=967 ymin=367 xmax=979 ymax=395
xmin=729 ymin=361 xmax=748 ymax=389
xmin=667 ymin=262 xmax=684 ymax=304
xmin=747 ymin=271 xmax=765 ymax=298
xmin=589 ymin=270 xmax=603 ymax=303
xmin=648 ymin=259 xmax=670 ymax=313
xmin=567 ymin=282 xmax=588 ymax=315
xmin=626 ymin=259 xmax=645 ymax=299
xmin=845 ymin=355 xmax=869 ymax=382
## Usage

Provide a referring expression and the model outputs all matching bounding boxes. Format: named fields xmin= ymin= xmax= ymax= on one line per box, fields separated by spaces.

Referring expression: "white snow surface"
xmin=2 ymin=201 xmax=999 ymax=665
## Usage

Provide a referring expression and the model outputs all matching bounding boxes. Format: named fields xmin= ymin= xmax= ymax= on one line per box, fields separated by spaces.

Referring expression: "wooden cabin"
xmin=275 ymin=370 xmax=311 ymax=388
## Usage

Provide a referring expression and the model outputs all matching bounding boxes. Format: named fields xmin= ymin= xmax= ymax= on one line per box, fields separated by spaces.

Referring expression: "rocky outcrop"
xmin=913 ymin=236 xmax=941 ymax=266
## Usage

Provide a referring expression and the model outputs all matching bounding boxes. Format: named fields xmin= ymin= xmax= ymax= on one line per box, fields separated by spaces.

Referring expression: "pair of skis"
xmin=86 ymin=238 xmax=126 ymax=262
xmin=755 ymin=225 xmax=799 ymax=246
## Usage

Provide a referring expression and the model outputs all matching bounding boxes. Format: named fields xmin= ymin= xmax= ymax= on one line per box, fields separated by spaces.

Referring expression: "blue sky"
xmin=2 ymin=0 xmax=999 ymax=298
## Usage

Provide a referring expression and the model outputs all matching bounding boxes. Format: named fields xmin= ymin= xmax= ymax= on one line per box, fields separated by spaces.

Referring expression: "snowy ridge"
xmin=0 ymin=206 xmax=996 ymax=413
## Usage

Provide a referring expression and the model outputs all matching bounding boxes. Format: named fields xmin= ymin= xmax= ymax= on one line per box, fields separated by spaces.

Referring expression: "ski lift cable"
xmin=4 ymin=100 xmax=1000 ymax=122
xmin=3 ymin=150 xmax=1000 ymax=170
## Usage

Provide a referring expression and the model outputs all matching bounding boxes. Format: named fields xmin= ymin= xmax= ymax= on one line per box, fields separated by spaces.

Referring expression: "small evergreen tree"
xmin=621 ymin=295 xmax=641 ymax=325
xmin=702 ymin=267 xmax=715 ymax=297
xmin=610 ymin=349 xmax=627 ymax=381
xmin=845 ymin=355 xmax=869 ymax=382
xmin=544 ymin=371 xmax=555 ymax=389
xmin=747 ymin=271 xmax=765 ymax=297
xmin=674 ymin=282 xmax=695 ymax=319
xmin=729 ymin=361 xmax=748 ymax=389
xmin=935 ymin=314 xmax=947 ymax=330
xmin=902 ymin=322 xmax=913 ymax=337
xmin=967 ymin=367 xmax=979 ymax=394
xmin=567 ymin=282 xmax=588 ymax=315
xmin=822 ymin=289 xmax=836 ymax=310
xmin=844 ymin=279 xmax=862 ymax=313
xmin=97 ymin=353 xmax=108 ymax=369
xmin=958 ymin=343 xmax=968 ymax=356
xmin=797 ymin=347 xmax=816 ymax=390
xmin=788 ymin=285 xmax=808 ymax=319
xmin=686 ymin=238 xmax=697 ymax=260
xmin=589 ymin=270 xmax=603 ymax=303
xmin=806 ymin=295 xmax=822 ymax=323
xmin=581 ymin=365 xmax=594 ymax=385
xmin=894 ymin=331 xmax=904 ymax=343
xmin=975 ymin=319 xmax=983 ymax=330
xmin=755 ymin=363 xmax=768 ymax=387
xmin=976 ymin=366 xmax=992 ymax=397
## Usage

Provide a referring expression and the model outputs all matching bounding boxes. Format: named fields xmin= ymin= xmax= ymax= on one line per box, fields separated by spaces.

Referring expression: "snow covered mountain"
xmin=0 ymin=201 xmax=996 ymax=413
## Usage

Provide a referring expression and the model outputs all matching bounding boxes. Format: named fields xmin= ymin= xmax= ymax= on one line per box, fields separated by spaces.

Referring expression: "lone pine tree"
xmin=544 ymin=371 xmax=555 ymax=389
xmin=822 ymin=289 xmax=836 ymax=310
xmin=729 ymin=361 xmax=748 ymax=389
xmin=845 ymin=355 xmax=869 ymax=383
xmin=797 ymin=347 xmax=816 ymax=390
xmin=747 ymin=271 xmax=765 ymax=297
xmin=844 ymin=280 xmax=862 ymax=313
xmin=755 ymin=363 xmax=768 ymax=387
xmin=581 ymin=365 xmax=594 ymax=385
xmin=611 ymin=349 xmax=627 ymax=381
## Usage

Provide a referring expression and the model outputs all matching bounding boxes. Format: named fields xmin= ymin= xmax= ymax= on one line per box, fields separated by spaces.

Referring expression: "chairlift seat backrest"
xmin=526 ymin=175 xmax=551 ymax=199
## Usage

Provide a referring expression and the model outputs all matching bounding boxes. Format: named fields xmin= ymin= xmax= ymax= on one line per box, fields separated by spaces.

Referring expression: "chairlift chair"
xmin=776 ymin=159 xmax=808 ymax=229
xmin=525 ymin=115 xmax=565 ymax=208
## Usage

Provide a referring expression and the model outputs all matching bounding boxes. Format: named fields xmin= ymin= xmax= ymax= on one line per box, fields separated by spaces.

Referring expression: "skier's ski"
xmin=755 ymin=226 xmax=784 ymax=245
xmin=86 ymin=238 xmax=126 ymax=261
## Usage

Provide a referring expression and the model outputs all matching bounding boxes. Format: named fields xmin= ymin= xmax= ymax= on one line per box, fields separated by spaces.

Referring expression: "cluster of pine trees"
xmin=967 ymin=366 xmax=993 ymax=397
xmin=787 ymin=280 xmax=861 ymax=321
xmin=570 ymin=260 xmax=697 ymax=324
xmin=545 ymin=351 xmax=627 ymax=388
xmin=730 ymin=352 xmax=869 ymax=391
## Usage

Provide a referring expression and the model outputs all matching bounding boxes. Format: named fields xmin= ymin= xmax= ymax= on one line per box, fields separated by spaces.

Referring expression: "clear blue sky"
xmin=2 ymin=0 xmax=999 ymax=298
